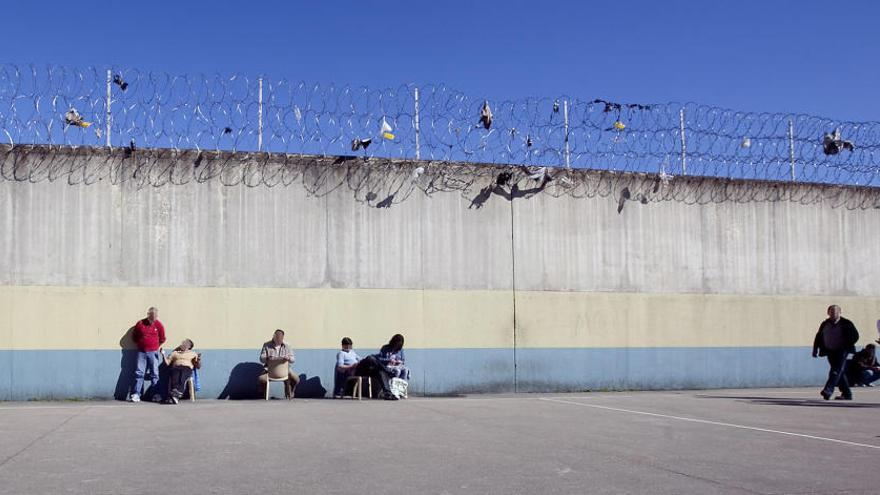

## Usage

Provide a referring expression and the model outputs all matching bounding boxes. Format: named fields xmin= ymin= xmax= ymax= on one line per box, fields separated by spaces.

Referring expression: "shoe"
xmin=129 ymin=394 xmax=141 ymax=403
xmin=171 ymin=397 xmax=179 ymax=405
xmin=866 ymin=383 xmax=875 ymax=387
xmin=820 ymin=391 xmax=831 ymax=400
xmin=834 ymin=395 xmax=852 ymax=401
xmin=151 ymin=394 xmax=163 ymax=403
xmin=383 ymin=392 xmax=399 ymax=401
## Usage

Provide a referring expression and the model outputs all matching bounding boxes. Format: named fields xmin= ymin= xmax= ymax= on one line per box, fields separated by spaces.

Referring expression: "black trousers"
xmin=822 ymin=351 xmax=852 ymax=398
xmin=168 ymin=366 xmax=193 ymax=397
xmin=354 ymin=356 xmax=392 ymax=397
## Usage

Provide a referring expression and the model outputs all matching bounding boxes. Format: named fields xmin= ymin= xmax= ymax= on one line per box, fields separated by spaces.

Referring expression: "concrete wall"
xmin=1 ymin=147 xmax=878 ymax=399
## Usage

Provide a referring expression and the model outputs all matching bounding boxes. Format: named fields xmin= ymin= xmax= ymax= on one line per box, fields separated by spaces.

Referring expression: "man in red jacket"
xmin=129 ymin=307 xmax=167 ymax=403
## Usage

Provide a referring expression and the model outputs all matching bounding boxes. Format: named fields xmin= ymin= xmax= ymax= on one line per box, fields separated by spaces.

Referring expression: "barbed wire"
xmin=1 ymin=64 xmax=879 ymax=190
xmin=2 ymin=145 xmax=879 ymax=211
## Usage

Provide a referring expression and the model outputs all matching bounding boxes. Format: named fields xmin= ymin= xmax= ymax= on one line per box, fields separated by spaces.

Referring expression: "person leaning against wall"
xmin=129 ymin=307 xmax=167 ymax=403
xmin=258 ymin=329 xmax=300 ymax=399
xmin=812 ymin=304 xmax=859 ymax=401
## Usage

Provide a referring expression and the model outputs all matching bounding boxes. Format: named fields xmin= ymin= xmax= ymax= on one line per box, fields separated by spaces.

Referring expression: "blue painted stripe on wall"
xmin=0 ymin=348 xmax=515 ymax=400
xmin=0 ymin=347 xmax=826 ymax=400
xmin=515 ymin=347 xmax=828 ymax=392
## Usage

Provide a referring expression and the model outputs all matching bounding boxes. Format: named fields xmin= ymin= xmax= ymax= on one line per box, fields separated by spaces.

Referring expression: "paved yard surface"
xmin=1 ymin=388 xmax=879 ymax=494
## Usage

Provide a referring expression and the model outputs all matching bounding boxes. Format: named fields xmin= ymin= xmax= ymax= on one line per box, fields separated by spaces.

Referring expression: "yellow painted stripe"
xmin=515 ymin=291 xmax=880 ymax=348
xmin=1 ymin=286 xmax=877 ymax=351
xmin=0 ymin=286 xmax=513 ymax=350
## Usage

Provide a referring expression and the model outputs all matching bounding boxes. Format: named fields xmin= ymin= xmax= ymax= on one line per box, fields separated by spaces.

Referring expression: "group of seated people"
xmin=258 ymin=329 xmax=410 ymax=401
xmin=129 ymin=307 xmax=409 ymax=403
xmin=332 ymin=333 xmax=410 ymax=400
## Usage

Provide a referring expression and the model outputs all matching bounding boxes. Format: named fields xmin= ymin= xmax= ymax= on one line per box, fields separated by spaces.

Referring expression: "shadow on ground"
xmin=696 ymin=395 xmax=880 ymax=408
xmin=217 ymin=362 xmax=327 ymax=399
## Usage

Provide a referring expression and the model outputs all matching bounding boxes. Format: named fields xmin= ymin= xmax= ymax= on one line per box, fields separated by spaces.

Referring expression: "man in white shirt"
xmin=258 ymin=329 xmax=300 ymax=399
xmin=334 ymin=337 xmax=360 ymax=398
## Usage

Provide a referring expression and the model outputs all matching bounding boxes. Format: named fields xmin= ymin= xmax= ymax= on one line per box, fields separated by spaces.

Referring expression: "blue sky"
xmin=6 ymin=1 xmax=880 ymax=121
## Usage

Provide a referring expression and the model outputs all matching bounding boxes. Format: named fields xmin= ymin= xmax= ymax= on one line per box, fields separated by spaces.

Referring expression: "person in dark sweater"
xmin=353 ymin=334 xmax=407 ymax=401
xmin=848 ymin=344 xmax=880 ymax=387
xmin=812 ymin=305 xmax=859 ymax=400
xmin=129 ymin=307 xmax=167 ymax=403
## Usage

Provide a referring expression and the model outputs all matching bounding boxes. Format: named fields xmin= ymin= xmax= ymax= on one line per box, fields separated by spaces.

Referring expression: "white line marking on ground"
xmin=412 ymin=395 xmax=634 ymax=402
xmin=539 ymin=397 xmax=880 ymax=451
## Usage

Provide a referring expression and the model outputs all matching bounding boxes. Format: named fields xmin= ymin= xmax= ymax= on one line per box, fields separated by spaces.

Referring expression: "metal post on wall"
xmin=679 ymin=107 xmax=687 ymax=175
xmin=563 ymin=99 xmax=570 ymax=169
xmin=257 ymin=78 xmax=263 ymax=152
xmin=788 ymin=118 xmax=796 ymax=181
xmin=414 ymin=87 xmax=421 ymax=160
xmin=105 ymin=70 xmax=112 ymax=149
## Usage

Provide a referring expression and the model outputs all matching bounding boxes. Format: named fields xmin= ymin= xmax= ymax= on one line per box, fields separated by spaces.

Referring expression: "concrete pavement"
xmin=1 ymin=388 xmax=878 ymax=494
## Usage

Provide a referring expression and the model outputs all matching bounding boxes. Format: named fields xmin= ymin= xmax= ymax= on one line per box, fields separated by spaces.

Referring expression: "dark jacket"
xmin=812 ymin=317 xmax=859 ymax=357
xmin=852 ymin=346 xmax=877 ymax=370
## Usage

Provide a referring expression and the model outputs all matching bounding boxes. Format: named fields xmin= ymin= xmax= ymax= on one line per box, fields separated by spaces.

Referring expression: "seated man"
xmin=334 ymin=337 xmax=361 ymax=398
xmin=162 ymin=338 xmax=201 ymax=404
xmin=850 ymin=344 xmax=880 ymax=387
xmin=258 ymin=329 xmax=300 ymax=399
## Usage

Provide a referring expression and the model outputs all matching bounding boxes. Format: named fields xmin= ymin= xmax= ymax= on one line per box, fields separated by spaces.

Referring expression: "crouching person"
xmin=163 ymin=339 xmax=200 ymax=404
xmin=851 ymin=344 xmax=880 ymax=387
xmin=258 ymin=329 xmax=300 ymax=399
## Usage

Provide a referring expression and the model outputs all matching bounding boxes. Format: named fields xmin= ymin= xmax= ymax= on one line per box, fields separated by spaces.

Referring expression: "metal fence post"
xmin=563 ymin=99 xmax=570 ymax=169
xmin=105 ymin=70 xmax=112 ymax=149
xmin=257 ymin=77 xmax=263 ymax=152
xmin=788 ymin=118 xmax=796 ymax=181
xmin=414 ymin=87 xmax=421 ymax=160
xmin=679 ymin=107 xmax=687 ymax=175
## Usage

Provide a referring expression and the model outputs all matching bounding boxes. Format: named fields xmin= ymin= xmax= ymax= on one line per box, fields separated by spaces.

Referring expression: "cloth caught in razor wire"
xmin=823 ymin=129 xmax=854 ymax=155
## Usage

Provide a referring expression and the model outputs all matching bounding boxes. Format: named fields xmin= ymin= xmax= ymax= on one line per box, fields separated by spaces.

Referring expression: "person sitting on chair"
xmin=258 ymin=329 xmax=300 ymax=399
xmin=354 ymin=337 xmax=401 ymax=401
xmin=334 ymin=337 xmax=361 ymax=398
xmin=378 ymin=333 xmax=410 ymax=381
xmin=162 ymin=338 xmax=200 ymax=404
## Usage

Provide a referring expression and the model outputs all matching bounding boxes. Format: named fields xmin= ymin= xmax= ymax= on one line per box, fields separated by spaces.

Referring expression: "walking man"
xmin=129 ymin=306 xmax=167 ymax=403
xmin=812 ymin=304 xmax=859 ymax=400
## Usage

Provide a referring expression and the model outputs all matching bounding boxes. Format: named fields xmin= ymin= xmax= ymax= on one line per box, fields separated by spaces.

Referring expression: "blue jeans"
xmin=862 ymin=369 xmax=880 ymax=386
xmin=334 ymin=368 xmax=355 ymax=396
xmin=131 ymin=351 xmax=161 ymax=397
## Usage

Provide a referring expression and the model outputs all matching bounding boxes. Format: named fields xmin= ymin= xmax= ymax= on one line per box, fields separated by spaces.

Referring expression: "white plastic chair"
xmin=265 ymin=362 xmax=291 ymax=400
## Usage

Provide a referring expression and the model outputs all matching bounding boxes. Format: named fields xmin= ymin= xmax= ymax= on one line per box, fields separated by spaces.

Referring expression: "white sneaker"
xmin=171 ymin=397 xmax=179 ymax=405
xmin=129 ymin=394 xmax=141 ymax=403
